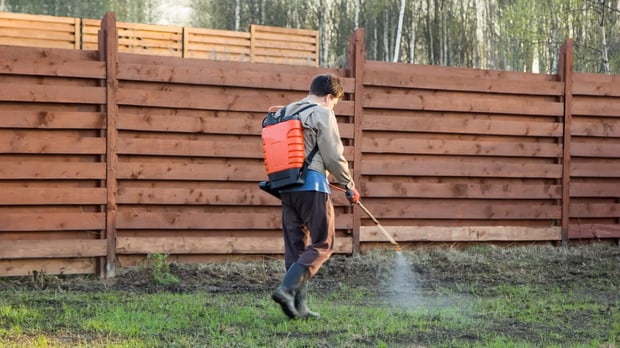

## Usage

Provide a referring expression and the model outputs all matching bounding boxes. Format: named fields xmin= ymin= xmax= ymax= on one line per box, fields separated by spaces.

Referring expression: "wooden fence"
xmin=0 ymin=13 xmax=618 ymax=278
xmin=0 ymin=11 xmax=319 ymax=66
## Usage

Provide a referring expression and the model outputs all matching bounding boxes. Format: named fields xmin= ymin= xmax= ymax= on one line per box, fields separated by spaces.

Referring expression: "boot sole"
xmin=272 ymin=290 xmax=299 ymax=319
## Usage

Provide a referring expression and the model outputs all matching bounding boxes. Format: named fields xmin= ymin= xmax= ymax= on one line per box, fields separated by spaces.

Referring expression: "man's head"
xmin=308 ymin=74 xmax=344 ymax=110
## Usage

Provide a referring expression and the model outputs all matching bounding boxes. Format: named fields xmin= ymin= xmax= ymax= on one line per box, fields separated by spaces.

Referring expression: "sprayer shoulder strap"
xmin=282 ymin=103 xmax=319 ymax=176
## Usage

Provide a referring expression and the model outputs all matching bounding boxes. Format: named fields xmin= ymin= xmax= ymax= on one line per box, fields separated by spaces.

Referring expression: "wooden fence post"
xmin=559 ymin=38 xmax=574 ymax=245
xmin=99 ymin=12 xmax=119 ymax=278
xmin=250 ymin=24 xmax=256 ymax=63
xmin=347 ymin=28 xmax=365 ymax=255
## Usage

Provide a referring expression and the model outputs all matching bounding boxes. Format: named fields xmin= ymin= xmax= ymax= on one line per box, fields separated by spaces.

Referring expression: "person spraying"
xmin=261 ymin=74 xmax=360 ymax=319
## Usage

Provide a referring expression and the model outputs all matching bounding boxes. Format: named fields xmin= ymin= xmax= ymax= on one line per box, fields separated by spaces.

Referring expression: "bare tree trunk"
xmin=354 ymin=0 xmax=359 ymax=29
xmin=261 ymin=0 xmax=265 ymax=25
xmin=320 ymin=0 xmax=330 ymax=66
xmin=393 ymin=0 xmax=406 ymax=62
xmin=410 ymin=4 xmax=416 ymax=64
xmin=598 ymin=0 xmax=610 ymax=73
xmin=441 ymin=1 xmax=447 ymax=65
xmin=234 ymin=0 xmax=240 ymax=31
xmin=550 ymin=0 xmax=558 ymax=73
xmin=294 ymin=0 xmax=300 ymax=29
xmin=373 ymin=25 xmax=378 ymax=60
xmin=428 ymin=0 xmax=434 ymax=64
xmin=383 ymin=10 xmax=389 ymax=61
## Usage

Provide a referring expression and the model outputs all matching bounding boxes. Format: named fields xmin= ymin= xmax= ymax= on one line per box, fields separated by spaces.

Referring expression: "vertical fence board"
xmin=99 ymin=13 xmax=119 ymax=278
xmin=348 ymin=28 xmax=365 ymax=255
xmin=560 ymin=40 xmax=574 ymax=244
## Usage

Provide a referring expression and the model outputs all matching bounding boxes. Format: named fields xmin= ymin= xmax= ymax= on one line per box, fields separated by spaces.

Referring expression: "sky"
xmin=155 ymin=0 xmax=193 ymax=26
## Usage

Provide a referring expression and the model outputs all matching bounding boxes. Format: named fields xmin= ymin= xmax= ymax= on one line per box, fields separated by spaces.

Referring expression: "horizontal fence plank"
xmin=365 ymin=60 xmax=557 ymax=82
xmin=117 ymin=137 xmax=262 ymax=158
xmin=357 ymin=200 xmax=561 ymax=220
xmin=569 ymin=224 xmax=620 ymax=239
xmin=364 ymin=91 xmax=564 ymax=116
xmin=118 ymin=63 xmax=314 ymax=90
xmin=571 ymin=141 xmax=620 ymax=157
xmin=0 ymin=45 xmax=104 ymax=78
xmin=0 ymin=37 xmax=76 ymax=49
xmin=365 ymin=61 xmax=564 ymax=96
xmin=117 ymin=53 xmax=338 ymax=78
xmin=117 ymin=187 xmax=276 ymax=205
xmin=0 ymin=212 xmax=105 ymax=231
xmin=0 ymin=239 xmax=106 ymax=259
xmin=571 ymin=161 xmax=620 ymax=177
xmin=363 ymin=182 xmax=562 ymax=199
xmin=0 ymin=11 xmax=77 ymax=24
xmin=0 ymin=84 xmax=105 ymax=104
xmin=362 ymin=113 xmax=563 ymax=137
xmin=117 ymin=236 xmax=352 ymax=254
xmin=572 ymin=97 xmax=620 ymax=117
xmin=570 ymin=183 xmax=620 ymax=197
xmin=117 ymin=112 xmax=260 ymax=134
xmin=117 ymin=211 xmax=353 ymax=230
xmin=0 ymin=162 xmax=106 ymax=179
xmin=116 ymin=112 xmax=354 ymax=138
xmin=572 ymin=117 xmax=620 ymax=137
xmin=0 ymin=111 xmax=104 ymax=129
xmin=117 ymin=87 xmax=355 ymax=115
xmin=362 ymin=137 xmax=562 ymax=157
xmin=361 ymin=157 xmax=563 ymax=178
xmin=0 ymin=131 xmax=105 ymax=154
xmin=570 ymin=202 xmax=620 ymax=218
xmin=0 ymin=258 xmax=95 ymax=277
xmin=117 ymin=161 xmax=263 ymax=181
xmin=116 ymin=88 xmax=289 ymax=111
xmin=116 ymin=138 xmax=364 ymax=160
xmin=573 ymin=72 xmax=620 ymax=97
xmin=252 ymin=25 xmax=318 ymax=42
xmin=360 ymin=225 xmax=561 ymax=242
xmin=0 ymin=187 xmax=106 ymax=205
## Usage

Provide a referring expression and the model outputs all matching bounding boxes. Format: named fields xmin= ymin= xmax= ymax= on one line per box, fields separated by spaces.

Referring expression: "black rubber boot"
xmin=272 ymin=263 xmax=309 ymax=319
xmin=295 ymin=283 xmax=320 ymax=320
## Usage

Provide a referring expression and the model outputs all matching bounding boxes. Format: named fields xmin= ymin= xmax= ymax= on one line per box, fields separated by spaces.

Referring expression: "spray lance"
xmin=330 ymin=184 xmax=401 ymax=252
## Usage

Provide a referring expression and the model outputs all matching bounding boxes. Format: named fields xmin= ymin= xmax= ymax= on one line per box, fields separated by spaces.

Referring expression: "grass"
xmin=1 ymin=244 xmax=619 ymax=347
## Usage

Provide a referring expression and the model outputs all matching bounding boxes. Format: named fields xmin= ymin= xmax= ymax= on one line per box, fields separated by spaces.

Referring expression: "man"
xmin=271 ymin=74 xmax=360 ymax=320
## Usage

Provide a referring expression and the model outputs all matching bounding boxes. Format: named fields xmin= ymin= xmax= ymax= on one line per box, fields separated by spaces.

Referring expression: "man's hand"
xmin=345 ymin=188 xmax=360 ymax=204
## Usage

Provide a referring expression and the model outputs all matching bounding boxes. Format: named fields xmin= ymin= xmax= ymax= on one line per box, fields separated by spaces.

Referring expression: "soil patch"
xmin=2 ymin=243 xmax=618 ymax=298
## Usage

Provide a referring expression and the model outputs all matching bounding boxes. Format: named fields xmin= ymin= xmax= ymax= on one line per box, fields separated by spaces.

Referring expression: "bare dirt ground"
xmin=2 ymin=242 xmax=618 ymax=299
xmin=1 ymin=242 xmax=619 ymax=346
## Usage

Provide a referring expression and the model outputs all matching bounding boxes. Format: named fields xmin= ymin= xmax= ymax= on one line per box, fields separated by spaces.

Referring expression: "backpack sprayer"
xmin=258 ymin=105 xmax=400 ymax=252
xmin=330 ymin=184 xmax=401 ymax=252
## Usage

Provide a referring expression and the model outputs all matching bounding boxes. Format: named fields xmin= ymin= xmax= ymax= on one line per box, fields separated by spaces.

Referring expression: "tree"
xmin=393 ymin=0 xmax=406 ymax=62
xmin=4 ymin=0 xmax=157 ymax=23
xmin=5 ymin=0 xmax=618 ymax=73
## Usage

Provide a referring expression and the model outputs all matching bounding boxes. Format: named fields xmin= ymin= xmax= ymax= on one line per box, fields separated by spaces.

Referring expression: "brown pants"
xmin=280 ymin=191 xmax=335 ymax=277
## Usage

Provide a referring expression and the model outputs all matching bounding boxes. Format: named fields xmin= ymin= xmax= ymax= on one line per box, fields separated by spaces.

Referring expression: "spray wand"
xmin=330 ymin=184 xmax=401 ymax=252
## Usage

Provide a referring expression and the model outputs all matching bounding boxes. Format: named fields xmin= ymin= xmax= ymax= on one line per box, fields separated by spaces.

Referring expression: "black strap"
xmin=291 ymin=104 xmax=318 ymax=179
xmin=280 ymin=103 xmax=316 ymax=122
xmin=300 ymin=145 xmax=319 ymax=178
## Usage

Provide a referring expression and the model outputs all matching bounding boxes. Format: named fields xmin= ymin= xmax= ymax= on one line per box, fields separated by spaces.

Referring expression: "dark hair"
xmin=309 ymin=74 xmax=344 ymax=99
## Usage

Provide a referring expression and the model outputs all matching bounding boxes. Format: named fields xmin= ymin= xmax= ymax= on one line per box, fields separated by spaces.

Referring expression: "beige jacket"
xmin=280 ymin=98 xmax=355 ymax=190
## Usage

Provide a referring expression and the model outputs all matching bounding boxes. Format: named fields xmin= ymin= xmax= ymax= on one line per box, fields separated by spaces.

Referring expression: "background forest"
xmin=2 ymin=0 xmax=619 ymax=74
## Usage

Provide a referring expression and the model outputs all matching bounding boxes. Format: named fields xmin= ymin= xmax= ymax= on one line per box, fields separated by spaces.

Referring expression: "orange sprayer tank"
xmin=261 ymin=104 xmax=316 ymax=190
xmin=262 ymin=119 xmax=305 ymax=174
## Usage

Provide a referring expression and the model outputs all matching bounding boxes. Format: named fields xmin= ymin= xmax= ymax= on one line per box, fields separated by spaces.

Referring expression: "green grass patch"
xmin=1 ymin=244 xmax=618 ymax=347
